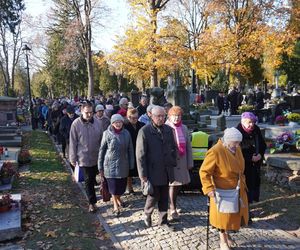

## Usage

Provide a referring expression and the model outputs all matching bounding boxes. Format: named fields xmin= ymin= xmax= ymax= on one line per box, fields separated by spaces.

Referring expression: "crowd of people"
xmin=216 ymin=87 xmax=267 ymax=115
xmin=28 ymin=92 xmax=266 ymax=250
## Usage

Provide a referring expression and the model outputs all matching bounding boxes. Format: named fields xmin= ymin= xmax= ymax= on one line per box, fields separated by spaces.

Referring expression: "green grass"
xmin=6 ymin=130 xmax=114 ymax=250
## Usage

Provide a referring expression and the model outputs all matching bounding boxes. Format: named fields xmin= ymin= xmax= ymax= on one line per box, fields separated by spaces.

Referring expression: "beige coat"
xmin=200 ymin=139 xmax=248 ymax=231
xmin=169 ymin=124 xmax=193 ymax=186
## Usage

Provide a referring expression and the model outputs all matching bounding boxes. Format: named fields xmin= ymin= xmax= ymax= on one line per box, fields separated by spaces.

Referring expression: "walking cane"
xmin=206 ymin=196 xmax=210 ymax=250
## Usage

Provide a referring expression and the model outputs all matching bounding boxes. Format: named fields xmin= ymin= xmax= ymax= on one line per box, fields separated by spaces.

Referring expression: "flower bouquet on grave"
xmin=275 ymin=115 xmax=287 ymax=125
xmin=286 ymin=113 xmax=300 ymax=123
xmin=18 ymin=149 xmax=32 ymax=165
xmin=269 ymin=131 xmax=299 ymax=154
xmin=0 ymin=194 xmax=12 ymax=213
xmin=0 ymin=161 xmax=18 ymax=184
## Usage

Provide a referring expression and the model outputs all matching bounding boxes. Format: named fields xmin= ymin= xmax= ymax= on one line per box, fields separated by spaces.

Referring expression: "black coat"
xmin=59 ymin=114 xmax=79 ymax=142
xmin=236 ymin=123 xmax=266 ymax=202
xmin=124 ymin=121 xmax=145 ymax=176
xmin=136 ymin=123 xmax=177 ymax=186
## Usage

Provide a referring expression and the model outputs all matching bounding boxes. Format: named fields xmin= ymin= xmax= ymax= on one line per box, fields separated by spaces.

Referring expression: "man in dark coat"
xmin=216 ymin=91 xmax=225 ymax=115
xmin=227 ymin=87 xmax=239 ymax=115
xmin=59 ymin=106 xmax=78 ymax=160
xmin=236 ymin=112 xmax=266 ymax=223
xmin=136 ymin=106 xmax=177 ymax=230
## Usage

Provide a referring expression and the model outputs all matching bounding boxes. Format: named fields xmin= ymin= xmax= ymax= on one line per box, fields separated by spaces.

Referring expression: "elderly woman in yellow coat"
xmin=200 ymin=127 xmax=248 ymax=250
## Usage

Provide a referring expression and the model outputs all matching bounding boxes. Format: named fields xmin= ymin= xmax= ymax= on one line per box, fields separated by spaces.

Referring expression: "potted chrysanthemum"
xmin=0 ymin=194 xmax=12 ymax=213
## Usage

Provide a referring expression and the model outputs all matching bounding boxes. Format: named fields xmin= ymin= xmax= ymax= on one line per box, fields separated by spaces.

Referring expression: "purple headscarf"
xmin=241 ymin=112 xmax=257 ymax=122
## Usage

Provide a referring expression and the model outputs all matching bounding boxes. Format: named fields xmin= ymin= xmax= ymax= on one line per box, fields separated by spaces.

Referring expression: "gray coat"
xmin=98 ymin=125 xmax=134 ymax=178
xmin=169 ymin=124 xmax=194 ymax=186
xmin=69 ymin=117 xmax=103 ymax=167
xmin=136 ymin=123 xmax=177 ymax=186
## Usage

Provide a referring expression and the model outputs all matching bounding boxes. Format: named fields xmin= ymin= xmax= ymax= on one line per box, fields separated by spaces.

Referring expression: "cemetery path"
xmin=3 ymin=128 xmax=298 ymax=250
xmin=53 ymin=136 xmax=300 ymax=249
xmin=0 ymin=130 xmax=115 ymax=250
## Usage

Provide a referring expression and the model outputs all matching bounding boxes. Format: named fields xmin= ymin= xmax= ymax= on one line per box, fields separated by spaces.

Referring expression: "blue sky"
xmin=24 ymin=0 xmax=130 ymax=52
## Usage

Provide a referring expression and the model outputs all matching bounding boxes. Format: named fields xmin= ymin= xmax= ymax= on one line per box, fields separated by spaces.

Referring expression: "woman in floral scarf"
xmin=165 ymin=106 xmax=193 ymax=220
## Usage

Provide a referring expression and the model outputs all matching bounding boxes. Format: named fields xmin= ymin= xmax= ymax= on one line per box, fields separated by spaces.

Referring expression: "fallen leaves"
xmin=45 ymin=230 xmax=57 ymax=238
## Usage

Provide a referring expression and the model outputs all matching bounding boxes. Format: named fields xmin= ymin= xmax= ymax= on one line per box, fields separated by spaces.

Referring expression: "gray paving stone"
xmin=86 ymin=177 xmax=300 ymax=249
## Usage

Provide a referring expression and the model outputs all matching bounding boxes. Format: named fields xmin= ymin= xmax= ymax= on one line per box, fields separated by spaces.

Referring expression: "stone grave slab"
xmin=0 ymin=194 xmax=22 ymax=242
xmin=259 ymin=123 xmax=300 ymax=140
xmin=0 ymin=148 xmax=20 ymax=167
xmin=265 ymin=153 xmax=300 ymax=191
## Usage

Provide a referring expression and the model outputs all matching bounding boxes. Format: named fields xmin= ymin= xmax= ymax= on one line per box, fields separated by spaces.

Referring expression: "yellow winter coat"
xmin=200 ymin=139 xmax=248 ymax=231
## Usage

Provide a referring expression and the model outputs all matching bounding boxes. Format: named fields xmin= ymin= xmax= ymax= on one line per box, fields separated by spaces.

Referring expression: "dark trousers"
xmin=32 ymin=118 xmax=39 ymax=130
xmin=61 ymin=139 xmax=68 ymax=157
xmin=82 ymin=166 xmax=98 ymax=205
xmin=144 ymin=185 xmax=169 ymax=225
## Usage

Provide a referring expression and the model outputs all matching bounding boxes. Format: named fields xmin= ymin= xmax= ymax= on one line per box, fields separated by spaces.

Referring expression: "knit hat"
xmin=223 ymin=127 xmax=243 ymax=143
xmin=111 ymin=114 xmax=124 ymax=124
xmin=95 ymin=104 xmax=104 ymax=112
xmin=241 ymin=112 xmax=257 ymax=122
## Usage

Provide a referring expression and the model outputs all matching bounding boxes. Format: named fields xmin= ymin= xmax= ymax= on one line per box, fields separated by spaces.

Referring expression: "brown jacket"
xmin=69 ymin=117 xmax=103 ymax=167
xmin=200 ymin=139 xmax=248 ymax=231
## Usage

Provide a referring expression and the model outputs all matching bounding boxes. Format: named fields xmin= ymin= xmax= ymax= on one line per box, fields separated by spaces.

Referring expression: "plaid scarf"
xmin=166 ymin=120 xmax=186 ymax=156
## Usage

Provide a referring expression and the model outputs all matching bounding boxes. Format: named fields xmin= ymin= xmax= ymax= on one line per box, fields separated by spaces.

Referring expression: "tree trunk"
xmin=86 ymin=45 xmax=94 ymax=99
xmin=150 ymin=2 xmax=158 ymax=87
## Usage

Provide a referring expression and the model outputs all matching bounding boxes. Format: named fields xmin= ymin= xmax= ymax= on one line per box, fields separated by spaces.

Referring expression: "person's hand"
xmin=99 ymin=170 xmax=104 ymax=177
xmin=141 ymin=176 xmax=147 ymax=183
xmin=252 ymin=153 xmax=262 ymax=162
xmin=207 ymin=190 xmax=215 ymax=197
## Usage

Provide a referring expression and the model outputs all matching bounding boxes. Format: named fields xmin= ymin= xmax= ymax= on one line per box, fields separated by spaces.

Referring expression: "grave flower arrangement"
xmin=0 ymin=194 xmax=12 ymax=212
xmin=286 ymin=113 xmax=300 ymax=123
xmin=0 ymin=161 xmax=18 ymax=184
xmin=269 ymin=131 xmax=300 ymax=154
xmin=18 ymin=149 xmax=31 ymax=164
xmin=238 ymin=104 xmax=255 ymax=114
xmin=275 ymin=115 xmax=286 ymax=125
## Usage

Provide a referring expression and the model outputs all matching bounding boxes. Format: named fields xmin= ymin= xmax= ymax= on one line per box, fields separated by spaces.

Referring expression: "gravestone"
xmin=204 ymin=90 xmax=218 ymax=103
xmin=0 ymin=194 xmax=22 ymax=241
xmin=0 ymin=97 xmax=18 ymax=126
xmin=166 ymin=73 xmax=190 ymax=116
xmin=265 ymin=153 xmax=300 ymax=191
xmin=150 ymin=87 xmax=166 ymax=106
xmin=284 ymin=95 xmax=300 ymax=110
xmin=130 ymin=90 xmax=140 ymax=107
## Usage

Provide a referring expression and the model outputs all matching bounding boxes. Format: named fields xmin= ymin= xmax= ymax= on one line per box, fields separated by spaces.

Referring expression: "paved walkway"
xmin=93 ymin=187 xmax=299 ymax=250
xmin=52 ymin=139 xmax=299 ymax=250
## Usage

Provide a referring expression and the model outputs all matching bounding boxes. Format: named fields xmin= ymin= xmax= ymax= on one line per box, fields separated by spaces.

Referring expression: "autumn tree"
xmin=0 ymin=0 xmax=25 ymax=95
xmin=67 ymin=0 xmax=109 ymax=98
xmin=127 ymin=0 xmax=171 ymax=87
xmin=192 ymin=0 xmax=295 ymax=88
xmin=174 ymin=0 xmax=212 ymax=91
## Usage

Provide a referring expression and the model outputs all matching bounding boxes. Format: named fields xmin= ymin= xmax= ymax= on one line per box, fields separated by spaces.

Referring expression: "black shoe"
xmin=144 ymin=215 xmax=152 ymax=227
xmin=248 ymin=218 xmax=253 ymax=225
xmin=159 ymin=223 xmax=174 ymax=232
xmin=119 ymin=202 xmax=128 ymax=208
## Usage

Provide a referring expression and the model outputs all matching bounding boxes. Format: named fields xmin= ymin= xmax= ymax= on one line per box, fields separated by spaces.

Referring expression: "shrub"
xmin=238 ymin=104 xmax=255 ymax=114
xmin=286 ymin=113 xmax=300 ymax=122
